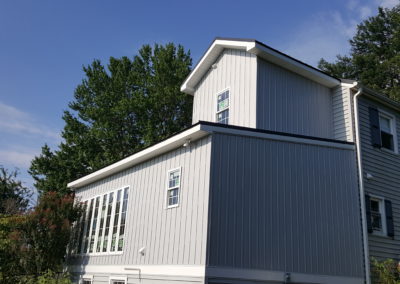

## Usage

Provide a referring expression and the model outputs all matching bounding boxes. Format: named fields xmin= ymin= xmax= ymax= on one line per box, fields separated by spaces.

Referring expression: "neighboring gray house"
xmin=67 ymin=38 xmax=399 ymax=284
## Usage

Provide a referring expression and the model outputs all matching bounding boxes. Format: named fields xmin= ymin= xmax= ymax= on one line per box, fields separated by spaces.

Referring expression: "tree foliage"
xmin=318 ymin=5 xmax=400 ymax=100
xmin=29 ymin=43 xmax=192 ymax=194
xmin=0 ymin=192 xmax=82 ymax=283
xmin=0 ymin=166 xmax=31 ymax=214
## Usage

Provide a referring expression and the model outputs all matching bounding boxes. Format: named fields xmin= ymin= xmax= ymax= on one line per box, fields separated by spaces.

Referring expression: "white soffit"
xmin=180 ymin=38 xmax=340 ymax=94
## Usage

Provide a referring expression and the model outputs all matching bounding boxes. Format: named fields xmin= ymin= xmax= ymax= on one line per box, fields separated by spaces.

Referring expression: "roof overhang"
xmin=180 ymin=38 xmax=341 ymax=95
xmin=67 ymin=123 xmax=209 ymax=189
xmin=68 ymin=121 xmax=353 ymax=190
xmin=349 ymin=82 xmax=400 ymax=111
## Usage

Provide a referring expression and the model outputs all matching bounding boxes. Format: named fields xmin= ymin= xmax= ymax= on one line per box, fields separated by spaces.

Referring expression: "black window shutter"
xmin=369 ymin=107 xmax=382 ymax=148
xmin=365 ymin=194 xmax=373 ymax=233
xmin=385 ymin=200 xmax=394 ymax=237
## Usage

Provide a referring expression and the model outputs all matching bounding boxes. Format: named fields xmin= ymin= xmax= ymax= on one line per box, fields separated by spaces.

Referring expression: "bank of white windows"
xmin=216 ymin=89 xmax=229 ymax=124
xmin=75 ymin=186 xmax=129 ymax=255
xmin=167 ymin=167 xmax=181 ymax=208
xmin=379 ymin=111 xmax=397 ymax=152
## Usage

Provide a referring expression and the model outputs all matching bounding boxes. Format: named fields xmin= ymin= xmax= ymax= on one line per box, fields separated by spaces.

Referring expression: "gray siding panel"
xmin=192 ymin=49 xmax=257 ymax=128
xmin=208 ymin=133 xmax=364 ymax=278
xmin=71 ymin=136 xmax=212 ymax=266
xmin=256 ymin=58 xmax=334 ymax=139
xmin=333 ymin=85 xmax=354 ymax=142
xmin=358 ymin=97 xmax=400 ymax=260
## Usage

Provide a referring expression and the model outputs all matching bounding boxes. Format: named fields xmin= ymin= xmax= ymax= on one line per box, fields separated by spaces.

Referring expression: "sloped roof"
xmin=180 ymin=37 xmax=341 ymax=94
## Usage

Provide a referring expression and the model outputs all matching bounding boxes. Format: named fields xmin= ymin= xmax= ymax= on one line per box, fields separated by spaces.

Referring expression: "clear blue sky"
xmin=0 ymin=0 xmax=397 ymax=196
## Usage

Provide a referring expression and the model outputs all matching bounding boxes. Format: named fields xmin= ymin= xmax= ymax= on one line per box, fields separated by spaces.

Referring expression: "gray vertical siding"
xmin=71 ymin=136 xmax=212 ymax=266
xmin=207 ymin=133 xmax=364 ymax=278
xmin=358 ymin=97 xmax=400 ymax=260
xmin=333 ymin=85 xmax=354 ymax=142
xmin=256 ymin=58 xmax=334 ymax=139
xmin=192 ymin=49 xmax=257 ymax=128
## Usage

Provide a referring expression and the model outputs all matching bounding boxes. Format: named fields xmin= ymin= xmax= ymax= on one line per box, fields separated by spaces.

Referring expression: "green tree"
xmin=30 ymin=43 xmax=192 ymax=194
xmin=0 ymin=166 xmax=31 ymax=214
xmin=0 ymin=192 xmax=82 ymax=283
xmin=318 ymin=5 xmax=400 ymax=100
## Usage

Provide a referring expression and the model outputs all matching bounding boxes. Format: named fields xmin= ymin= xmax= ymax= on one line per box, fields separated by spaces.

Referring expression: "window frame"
xmin=166 ymin=167 xmax=182 ymax=209
xmin=215 ymin=88 xmax=230 ymax=125
xmin=378 ymin=109 xmax=398 ymax=153
xmin=109 ymin=276 xmax=127 ymax=284
xmin=80 ymin=274 xmax=93 ymax=284
xmin=77 ymin=185 xmax=130 ymax=256
xmin=369 ymin=195 xmax=387 ymax=236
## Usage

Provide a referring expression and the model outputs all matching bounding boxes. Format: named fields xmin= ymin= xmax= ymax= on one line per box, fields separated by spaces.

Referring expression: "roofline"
xmin=68 ymin=121 xmax=354 ymax=190
xmin=180 ymin=37 xmax=341 ymax=94
xmin=67 ymin=122 xmax=209 ymax=189
xmin=350 ymin=82 xmax=400 ymax=111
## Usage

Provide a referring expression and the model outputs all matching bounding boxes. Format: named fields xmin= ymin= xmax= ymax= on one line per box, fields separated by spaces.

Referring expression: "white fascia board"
xmin=249 ymin=42 xmax=340 ymax=88
xmin=180 ymin=39 xmax=256 ymax=95
xmin=180 ymin=39 xmax=340 ymax=94
xmin=67 ymin=124 xmax=208 ymax=190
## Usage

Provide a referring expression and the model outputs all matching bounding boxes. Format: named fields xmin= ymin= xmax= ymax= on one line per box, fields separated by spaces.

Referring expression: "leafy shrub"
xmin=371 ymin=257 xmax=400 ymax=284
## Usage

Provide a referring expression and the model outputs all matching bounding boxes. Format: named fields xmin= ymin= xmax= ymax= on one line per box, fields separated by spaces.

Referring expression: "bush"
xmin=371 ymin=257 xmax=400 ymax=284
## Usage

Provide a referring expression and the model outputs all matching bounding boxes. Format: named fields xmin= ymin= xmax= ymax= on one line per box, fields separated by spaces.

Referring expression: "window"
xmin=370 ymin=197 xmax=385 ymax=234
xmin=96 ymin=194 xmax=107 ymax=252
xmin=366 ymin=194 xmax=395 ymax=237
xmin=379 ymin=112 xmax=396 ymax=151
xmin=109 ymin=277 xmax=127 ymax=284
xmin=167 ymin=168 xmax=181 ymax=208
xmin=81 ymin=278 xmax=92 ymax=284
xmin=81 ymin=275 xmax=93 ymax=284
xmin=216 ymin=89 xmax=229 ymax=124
xmin=77 ymin=187 xmax=129 ymax=255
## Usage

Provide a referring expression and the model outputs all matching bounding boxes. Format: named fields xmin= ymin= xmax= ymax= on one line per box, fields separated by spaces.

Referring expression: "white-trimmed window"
xmin=78 ymin=186 xmax=129 ymax=255
xmin=379 ymin=111 xmax=396 ymax=152
xmin=216 ymin=89 xmax=229 ymax=124
xmin=109 ymin=277 xmax=127 ymax=284
xmin=81 ymin=275 xmax=93 ymax=284
xmin=167 ymin=168 xmax=181 ymax=208
xmin=370 ymin=197 xmax=387 ymax=235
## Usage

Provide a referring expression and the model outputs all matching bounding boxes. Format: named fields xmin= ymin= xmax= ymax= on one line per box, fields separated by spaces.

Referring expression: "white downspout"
xmin=352 ymin=85 xmax=371 ymax=284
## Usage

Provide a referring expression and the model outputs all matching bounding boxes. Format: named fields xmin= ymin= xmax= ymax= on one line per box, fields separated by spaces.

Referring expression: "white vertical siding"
xmin=256 ymin=58 xmax=334 ymax=139
xmin=333 ymin=85 xmax=354 ymax=142
xmin=72 ymin=136 xmax=212 ymax=266
xmin=192 ymin=49 xmax=257 ymax=128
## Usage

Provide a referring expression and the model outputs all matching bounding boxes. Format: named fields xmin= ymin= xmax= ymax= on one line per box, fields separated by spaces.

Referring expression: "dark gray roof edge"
xmin=353 ymin=83 xmax=400 ymax=110
xmin=215 ymin=37 xmax=341 ymax=82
